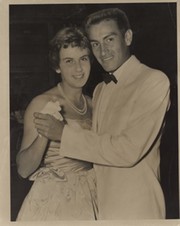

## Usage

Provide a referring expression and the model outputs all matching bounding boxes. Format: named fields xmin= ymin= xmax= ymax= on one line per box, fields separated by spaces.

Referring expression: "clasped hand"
xmin=33 ymin=112 xmax=65 ymax=141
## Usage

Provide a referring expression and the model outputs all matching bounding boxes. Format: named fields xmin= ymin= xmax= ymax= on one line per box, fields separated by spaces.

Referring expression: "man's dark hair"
xmin=84 ymin=8 xmax=131 ymax=37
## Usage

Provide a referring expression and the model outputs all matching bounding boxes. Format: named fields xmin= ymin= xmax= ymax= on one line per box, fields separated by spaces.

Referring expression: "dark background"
xmin=10 ymin=3 xmax=178 ymax=220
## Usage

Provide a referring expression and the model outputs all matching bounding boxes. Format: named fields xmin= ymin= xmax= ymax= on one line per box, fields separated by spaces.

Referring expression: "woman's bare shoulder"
xmin=25 ymin=89 xmax=57 ymax=115
xmin=29 ymin=94 xmax=50 ymax=108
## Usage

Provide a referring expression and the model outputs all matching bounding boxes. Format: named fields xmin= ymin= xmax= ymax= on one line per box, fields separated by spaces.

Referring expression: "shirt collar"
xmin=113 ymin=55 xmax=136 ymax=81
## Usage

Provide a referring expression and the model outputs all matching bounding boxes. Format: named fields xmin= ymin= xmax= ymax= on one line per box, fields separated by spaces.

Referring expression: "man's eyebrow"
xmin=90 ymin=32 xmax=117 ymax=42
xmin=90 ymin=39 xmax=98 ymax=43
xmin=61 ymin=57 xmax=73 ymax=61
xmin=62 ymin=57 xmax=72 ymax=60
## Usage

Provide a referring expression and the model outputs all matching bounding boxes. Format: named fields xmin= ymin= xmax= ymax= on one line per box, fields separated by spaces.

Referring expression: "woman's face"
xmin=57 ymin=46 xmax=91 ymax=89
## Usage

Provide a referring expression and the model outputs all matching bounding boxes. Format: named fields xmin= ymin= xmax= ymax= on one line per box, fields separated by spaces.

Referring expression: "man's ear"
xmin=56 ymin=68 xmax=61 ymax=74
xmin=125 ymin=29 xmax=133 ymax=46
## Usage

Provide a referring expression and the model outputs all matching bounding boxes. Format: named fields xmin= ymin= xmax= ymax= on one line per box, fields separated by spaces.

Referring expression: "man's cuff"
xmin=60 ymin=124 xmax=80 ymax=157
xmin=60 ymin=125 xmax=70 ymax=156
xmin=60 ymin=122 xmax=85 ymax=159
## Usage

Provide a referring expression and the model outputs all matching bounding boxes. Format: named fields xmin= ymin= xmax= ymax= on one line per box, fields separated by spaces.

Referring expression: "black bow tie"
xmin=103 ymin=72 xmax=118 ymax=84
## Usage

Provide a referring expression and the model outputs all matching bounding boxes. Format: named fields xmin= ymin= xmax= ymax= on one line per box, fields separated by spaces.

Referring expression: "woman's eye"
xmin=81 ymin=56 xmax=89 ymax=61
xmin=65 ymin=59 xmax=73 ymax=64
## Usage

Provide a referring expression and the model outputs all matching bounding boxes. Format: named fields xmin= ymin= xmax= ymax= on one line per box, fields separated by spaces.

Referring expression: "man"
xmin=34 ymin=8 xmax=170 ymax=219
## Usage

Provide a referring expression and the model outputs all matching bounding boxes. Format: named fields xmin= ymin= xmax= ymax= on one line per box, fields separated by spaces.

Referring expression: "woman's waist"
xmin=44 ymin=155 xmax=92 ymax=170
xmin=29 ymin=161 xmax=93 ymax=181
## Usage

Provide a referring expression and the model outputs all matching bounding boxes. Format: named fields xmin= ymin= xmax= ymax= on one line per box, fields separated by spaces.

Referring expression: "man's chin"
xmin=102 ymin=65 xmax=116 ymax=72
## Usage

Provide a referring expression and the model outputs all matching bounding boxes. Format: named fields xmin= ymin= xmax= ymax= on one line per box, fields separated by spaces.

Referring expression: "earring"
xmin=56 ymin=68 xmax=61 ymax=74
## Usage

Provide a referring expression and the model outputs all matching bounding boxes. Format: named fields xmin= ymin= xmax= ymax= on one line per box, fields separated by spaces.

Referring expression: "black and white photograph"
xmin=0 ymin=0 xmax=179 ymax=225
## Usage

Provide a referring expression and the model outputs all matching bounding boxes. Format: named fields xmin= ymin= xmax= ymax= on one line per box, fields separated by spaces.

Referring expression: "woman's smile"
xmin=73 ymin=73 xmax=85 ymax=79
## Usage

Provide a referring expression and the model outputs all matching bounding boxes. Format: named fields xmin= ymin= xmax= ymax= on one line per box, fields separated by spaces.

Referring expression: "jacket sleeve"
xmin=60 ymin=72 xmax=170 ymax=167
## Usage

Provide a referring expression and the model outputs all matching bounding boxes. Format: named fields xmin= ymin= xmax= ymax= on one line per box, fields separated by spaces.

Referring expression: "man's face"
xmin=87 ymin=19 xmax=131 ymax=72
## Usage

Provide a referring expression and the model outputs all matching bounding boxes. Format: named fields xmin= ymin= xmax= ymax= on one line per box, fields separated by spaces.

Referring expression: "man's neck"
xmin=111 ymin=54 xmax=132 ymax=73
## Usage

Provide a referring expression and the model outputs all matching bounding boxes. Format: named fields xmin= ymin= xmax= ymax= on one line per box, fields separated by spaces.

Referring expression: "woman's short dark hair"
xmin=49 ymin=26 xmax=91 ymax=71
xmin=84 ymin=8 xmax=131 ymax=37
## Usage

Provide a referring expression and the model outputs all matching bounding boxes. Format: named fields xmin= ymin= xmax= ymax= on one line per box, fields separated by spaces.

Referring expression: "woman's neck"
xmin=57 ymin=82 xmax=87 ymax=116
xmin=59 ymin=83 xmax=83 ymax=103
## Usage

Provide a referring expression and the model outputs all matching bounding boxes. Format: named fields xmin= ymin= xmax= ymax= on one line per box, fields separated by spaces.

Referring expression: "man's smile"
xmin=102 ymin=56 xmax=113 ymax=62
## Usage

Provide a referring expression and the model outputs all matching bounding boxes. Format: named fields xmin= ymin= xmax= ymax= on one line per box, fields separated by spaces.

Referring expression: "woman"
xmin=16 ymin=26 xmax=97 ymax=220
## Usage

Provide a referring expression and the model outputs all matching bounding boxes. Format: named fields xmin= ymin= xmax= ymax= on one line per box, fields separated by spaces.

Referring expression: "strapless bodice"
xmin=29 ymin=118 xmax=92 ymax=181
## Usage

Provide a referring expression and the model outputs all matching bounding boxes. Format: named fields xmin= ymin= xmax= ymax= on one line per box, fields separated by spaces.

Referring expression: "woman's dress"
xmin=17 ymin=101 xmax=97 ymax=221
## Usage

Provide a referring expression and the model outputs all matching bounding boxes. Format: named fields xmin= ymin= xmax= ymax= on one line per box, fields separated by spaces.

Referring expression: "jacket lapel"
xmin=96 ymin=56 xmax=141 ymax=132
xmin=92 ymin=83 xmax=104 ymax=132
xmin=93 ymin=56 xmax=141 ymax=133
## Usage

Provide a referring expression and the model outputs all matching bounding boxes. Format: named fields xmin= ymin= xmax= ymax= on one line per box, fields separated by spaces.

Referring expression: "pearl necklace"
xmin=57 ymin=83 xmax=87 ymax=115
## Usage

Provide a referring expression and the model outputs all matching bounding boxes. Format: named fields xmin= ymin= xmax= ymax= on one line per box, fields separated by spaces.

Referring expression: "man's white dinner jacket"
xmin=61 ymin=55 xmax=170 ymax=219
